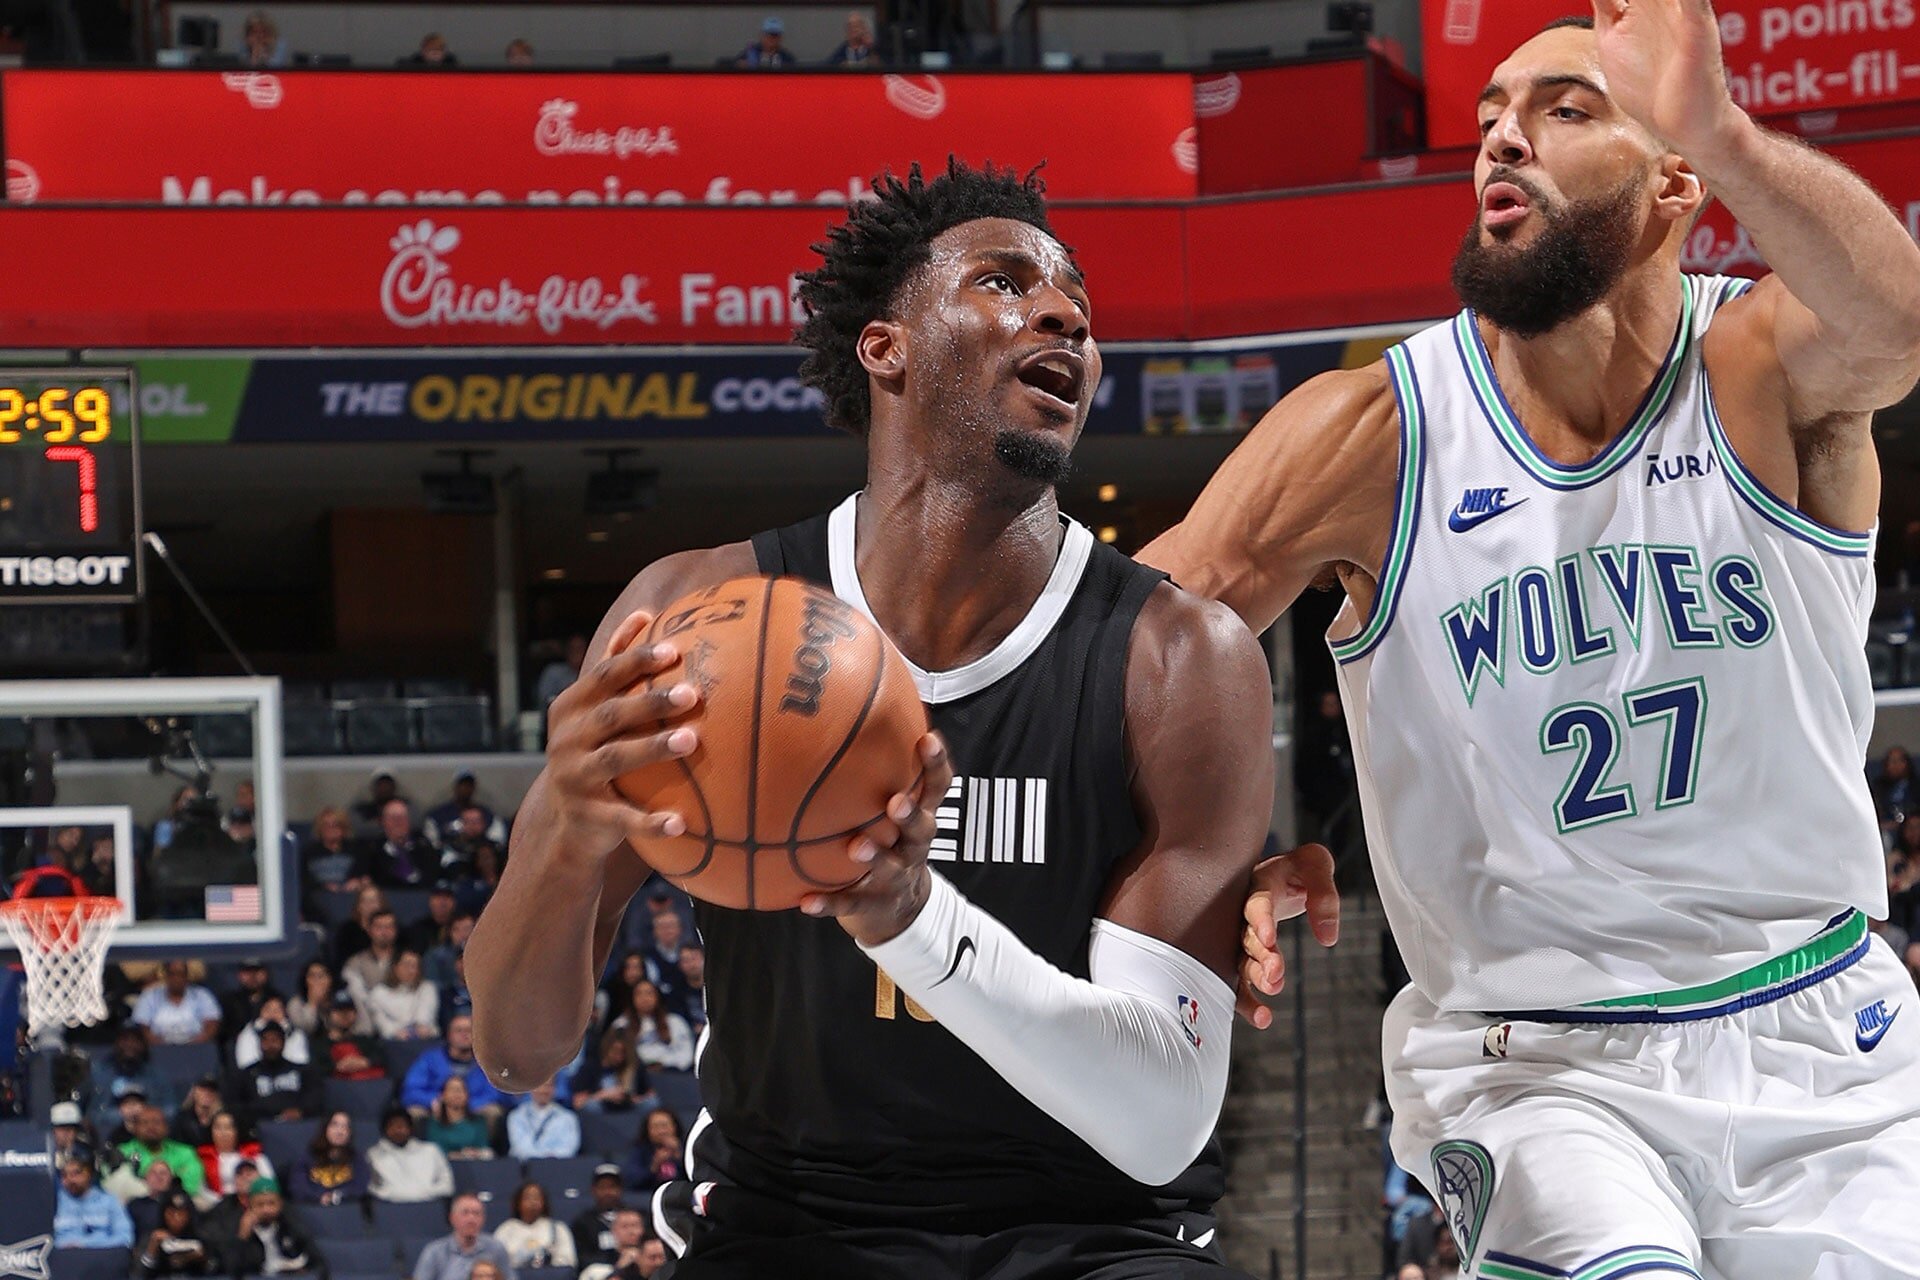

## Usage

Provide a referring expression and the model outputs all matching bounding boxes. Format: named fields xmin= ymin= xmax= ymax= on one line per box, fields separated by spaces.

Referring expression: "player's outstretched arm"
xmin=1137 ymin=365 xmax=1398 ymax=635
xmin=1593 ymin=0 xmax=1920 ymax=531
xmin=468 ymin=543 xmax=753 ymax=1092
xmin=807 ymin=587 xmax=1276 ymax=1184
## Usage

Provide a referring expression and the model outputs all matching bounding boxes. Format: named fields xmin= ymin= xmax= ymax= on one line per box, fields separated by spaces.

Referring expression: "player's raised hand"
xmin=1591 ymin=0 xmax=1740 ymax=155
xmin=543 ymin=609 xmax=701 ymax=856
xmin=801 ymin=732 xmax=953 ymax=946
xmin=1236 ymin=843 xmax=1339 ymax=1029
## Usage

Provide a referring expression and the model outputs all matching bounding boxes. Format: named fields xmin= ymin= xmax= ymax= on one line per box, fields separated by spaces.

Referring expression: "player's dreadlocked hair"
xmin=795 ymin=158 xmax=1061 ymax=438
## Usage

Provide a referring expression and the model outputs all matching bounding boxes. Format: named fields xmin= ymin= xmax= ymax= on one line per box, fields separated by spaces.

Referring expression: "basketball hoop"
xmin=0 ymin=896 xmax=122 ymax=1036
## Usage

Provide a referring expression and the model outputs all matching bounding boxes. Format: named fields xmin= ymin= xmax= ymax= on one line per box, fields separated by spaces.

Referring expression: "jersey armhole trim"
xmin=749 ymin=528 xmax=787 ymax=576
xmin=1331 ymin=344 xmax=1425 ymax=665
xmin=1700 ymin=368 xmax=1873 ymax=559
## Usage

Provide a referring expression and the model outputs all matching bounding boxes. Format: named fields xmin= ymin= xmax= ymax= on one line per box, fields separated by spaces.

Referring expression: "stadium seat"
xmin=1209 ymin=45 xmax=1271 ymax=65
xmin=325 ymin=1076 xmax=395 ymax=1122
xmin=149 ymin=1041 xmax=221 ymax=1090
xmin=283 ymin=703 xmax=343 ymax=756
xmin=453 ymin=1156 xmax=525 ymax=1226
xmin=328 ymin=1272 xmax=391 ymax=1280
xmin=1101 ymin=50 xmax=1163 ymax=68
xmin=259 ymin=1116 xmax=322 ymax=1173
xmin=195 ymin=713 xmax=254 ymax=758
xmin=331 ymin=678 xmax=398 ymax=702
xmin=652 ymin=1069 xmax=703 ymax=1131
xmin=579 ymin=1108 xmax=642 ymax=1158
xmin=520 ymin=1268 xmax=578 ymax=1280
xmin=292 ymin=1200 xmax=373 ymax=1239
xmin=0 ymin=1117 xmax=47 ymax=1148
xmin=380 ymin=1036 xmax=434 ymax=1083
xmin=52 ymin=1249 xmax=133 ymax=1280
xmin=310 ymin=890 xmax=359 ymax=931
xmin=311 ymin=1237 xmax=395 ymax=1272
xmin=385 ymin=889 xmax=431 ymax=927
xmin=399 ymin=1235 xmax=438 ymax=1273
xmin=345 ymin=699 xmax=413 ymax=754
xmin=524 ymin=1155 xmax=600 ymax=1207
xmin=371 ymin=1198 xmax=450 ymax=1238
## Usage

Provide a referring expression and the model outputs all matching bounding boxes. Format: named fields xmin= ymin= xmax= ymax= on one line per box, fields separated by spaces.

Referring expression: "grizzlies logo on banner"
xmin=1431 ymin=1140 xmax=1495 ymax=1264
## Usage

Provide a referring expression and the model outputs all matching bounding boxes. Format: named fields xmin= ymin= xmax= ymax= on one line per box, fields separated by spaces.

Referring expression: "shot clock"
xmin=0 ymin=368 xmax=142 ymax=604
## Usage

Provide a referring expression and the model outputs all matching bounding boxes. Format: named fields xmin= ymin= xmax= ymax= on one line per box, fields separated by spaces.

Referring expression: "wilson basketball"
xmin=615 ymin=575 xmax=930 ymax=911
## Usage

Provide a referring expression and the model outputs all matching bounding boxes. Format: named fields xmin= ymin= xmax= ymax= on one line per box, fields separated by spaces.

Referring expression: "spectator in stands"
xmin=574 ymin=1033 xmax=649 ymax=1114
xmin=368 ymin=799 xmax=434 ymax=888
xmin=333 ymin=883 xmax=389 ymax=967
xmin=424 ymin=772 xmax=505 ymax=853
xmin=466 ymin=843 xmax=504 ymax=907
xmin=416 ymin=1192 xmax=515 ymax=1280
xmin=620 ymin=1107 xmax=682 ymax=1196
xmin=195 ymin=1161 xmax=255 ymax=1257
xmin=133 ymin=961 xmax=221 ymax=1045
xmin=825 ymin=12 xmax=879 ymax=65
xmin=54 ymin=1152 xmax=134 ymax=1249
xmin=438 ymin=809 xmax=495 ymax=880
xmin=318 ymin=986 xmax=388 ymax=1081
xmin=122 ymin=1103 xmax=206 ymax=1199
xmin=343 ymin=908 xmax=399 ymax=1015
xmin=611 ymin=981 xmax=694 ymax=1073
xmin=152 ymin=787 xmax=201 ymax=855
xmin=224 ymin=807 xmax=257 ymax=857
xmin=535 ymin=635 xmax=588 ymax=717
xmin=368 ymin=1105 xmax=454 ymax=1203
xmin=239 ymin=11 xmax=287 ymax=67
xmin=1397 ymin=1267 xmax=1427 ymax=1280
xmin=676 ymin=943 xmax=707 ymax=1033
xmin=405 ymin=883 xmax=461 ymax=955
xmin=576 ymin=1206 xmax=650 ymax=1280
xmin=50 ymin=1100 xmax=89 ymax=1165
xmin=105 ymin=1080 xmax=153 ymax=1146
xmin=126 ymin=1160 xmax=179 ymax=1241
xmin=171 ymin=1077 xmax=224 ymax=1148
xmin=595 ymin=952 xmax=645 ymax=1037
xmin=569 ymin=1165 xmax=626 ymax=1268
xmin=427 ymin=1075 xmax=494 ymax=1160
xmin=300 ymin=807 xmax=366 ymax=899
xmin=351 ymin=769 xmax=404 ymax=841
xmin=219 ymin=959 xmax=278 ymax=1042
xmin=236 ymin=996 xmax=310 ymax=1068
xmin=219 ymin=1178 xmax=312 ymax=1278
xmin=368 ymin=948 xmax=439 ymax=1039
xmin=230 ymin=1022 xmax=319 ymax=1127
xmin=195 ymin=1111 xmax=272 ymax=1199
xmin=441 ymin=951 xmax=475 ymax=1031
xmin=426 ymin=912 xmax=475 ymax=994
xmin=736 ymin=15 xmax=796 ymax=67
xmin=135 ymin=1188 xmax=216 ymax=1277
xmin=505 ymin=37 xmax=534 ymax=65
xmin=506 ymin=1078 xmax=579 ymax=1160
xmin=46 ymin=824 xmax=87 ymax=877
xmin=472 ymin=1263 xmax=505 ymax=1280
xmin=402 ymin=1012 xmax=508 ymax=1117
xmin=83 ymin=832 xmax=117 ymax=895
xmin=494 ymin=1182 xmax=576 ymax=1270
xmin=1428 ymin=1231 xmax=1463 ymax=1280
xmin=633 ymin=1239 xmax=668 ymax=1279
xmin=640 ymin=913 xmax=686 ymax=1010
xmin=290 ymin=1110 xmax=367 ymax=1206
xmin=285 ymin=961 xmax=335 ymax=1038
xmin=401 ymin=31 xmax=458 ymax=67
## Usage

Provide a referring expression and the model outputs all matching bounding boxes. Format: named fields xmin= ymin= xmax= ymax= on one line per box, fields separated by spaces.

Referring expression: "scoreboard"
xmin=0 ymin=368 xmax=142 ymax=604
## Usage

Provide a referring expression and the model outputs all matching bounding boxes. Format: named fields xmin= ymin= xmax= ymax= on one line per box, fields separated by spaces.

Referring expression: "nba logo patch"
xmin=1431 ymin=1141 xmax=1494 ymax=1265
xmin=1177 ymin=994 xmax=1203 ymax=1048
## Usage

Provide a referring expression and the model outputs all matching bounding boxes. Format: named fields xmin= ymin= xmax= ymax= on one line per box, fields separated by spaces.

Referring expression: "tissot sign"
xmin=0 ymin=69 xmax=1199 ymax=205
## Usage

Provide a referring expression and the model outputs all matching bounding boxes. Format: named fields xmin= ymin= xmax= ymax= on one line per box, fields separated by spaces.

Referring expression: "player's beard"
xmin=993 ymin=427 xmax=1072 ymax=487
xmin=1451 ymin=172 xmax=1645 ymax=339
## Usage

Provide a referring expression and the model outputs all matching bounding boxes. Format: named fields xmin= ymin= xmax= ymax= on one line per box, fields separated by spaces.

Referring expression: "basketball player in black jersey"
xmin=469 ymin=161 xmax=1338 ymax=1279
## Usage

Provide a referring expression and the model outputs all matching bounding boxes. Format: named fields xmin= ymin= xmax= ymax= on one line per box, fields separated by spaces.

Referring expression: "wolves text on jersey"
xmin=1441 ymin=544 xmax=1775 ymax=706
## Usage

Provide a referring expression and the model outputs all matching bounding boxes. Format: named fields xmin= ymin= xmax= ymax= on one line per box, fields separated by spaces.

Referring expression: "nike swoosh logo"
xmin=932 ymin=935 xmax=976 ymax=987
xmin=1447 ymin=497 xmax=1528 ymax=533
xmin=1859 ymin=1009 xmax=1898 ymax=1051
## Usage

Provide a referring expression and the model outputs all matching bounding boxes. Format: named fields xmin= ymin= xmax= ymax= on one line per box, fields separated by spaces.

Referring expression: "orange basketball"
xmin=615 ymin=575 xmax=930 ymax=911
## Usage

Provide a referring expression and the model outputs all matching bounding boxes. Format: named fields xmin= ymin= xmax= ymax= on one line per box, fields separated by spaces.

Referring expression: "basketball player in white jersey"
xmin=1145 ymin=5 xmax=1920 ymax=1278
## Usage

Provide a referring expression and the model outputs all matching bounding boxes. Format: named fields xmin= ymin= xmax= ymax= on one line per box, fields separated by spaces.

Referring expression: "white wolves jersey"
xmin=1332 ymin=273 xmax=1887 ymax=1013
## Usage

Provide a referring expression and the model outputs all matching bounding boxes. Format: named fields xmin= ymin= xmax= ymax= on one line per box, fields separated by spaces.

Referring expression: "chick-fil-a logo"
xmin=533 ymin=99 xmax=680 ymax=160
xmin=1192 ymin=73 xmax=1242 ymax=119
xmin=379 ymin=220 xmax=659 ymax=335
xmin=5 ymin=160 xmax=39 ymax=204
xmin=883 ymin=74 xmax=946 ymax=120
xmin=1681 ymin=222 xmax=1771 ymax=275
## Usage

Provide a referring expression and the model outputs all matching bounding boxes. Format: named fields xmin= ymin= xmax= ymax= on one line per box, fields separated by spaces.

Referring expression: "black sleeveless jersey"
xmin=686 ymin=496 xmax=1227 ymax=1234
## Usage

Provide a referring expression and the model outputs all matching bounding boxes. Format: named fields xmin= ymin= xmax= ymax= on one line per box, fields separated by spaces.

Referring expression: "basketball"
xmin=615 ymin=575 xmax=931 ymax=911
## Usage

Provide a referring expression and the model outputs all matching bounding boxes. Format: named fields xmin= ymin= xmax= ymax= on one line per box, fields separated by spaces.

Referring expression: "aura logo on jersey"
xmin=1646 ymin=449 xmax=1720 ymax=486
xmin=1442 ymin=546 xmax=1776 ymax=706
xmin=928 ymin=777 xmax=1050 ymax=866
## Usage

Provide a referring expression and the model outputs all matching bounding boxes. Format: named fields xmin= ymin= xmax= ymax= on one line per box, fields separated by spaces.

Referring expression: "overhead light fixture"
xmin=1098 ymin=483 xmax=1119 ymax=503
xmin=586 ymin=530 xmax=610 ymax=543
xmin=542 ymin=568 xmax=567 ymax=580
xmin=421 ymin=449 xmax=497 ymax=515
xmin=1097 ymin=526 xmax=1120 ymax=544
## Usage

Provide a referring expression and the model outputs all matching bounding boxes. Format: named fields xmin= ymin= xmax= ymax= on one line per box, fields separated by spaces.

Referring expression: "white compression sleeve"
xmin=859 ymin=869 xmax=1233 ymax=1186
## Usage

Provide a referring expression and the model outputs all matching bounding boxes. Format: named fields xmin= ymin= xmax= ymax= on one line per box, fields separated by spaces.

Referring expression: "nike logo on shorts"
xmin=1856 ymin=999 xmax=1899 ymax=1052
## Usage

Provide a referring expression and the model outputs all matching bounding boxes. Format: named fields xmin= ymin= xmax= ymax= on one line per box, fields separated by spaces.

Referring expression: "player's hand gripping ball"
xmin=616 ymin=576 xmax=930 ymax=911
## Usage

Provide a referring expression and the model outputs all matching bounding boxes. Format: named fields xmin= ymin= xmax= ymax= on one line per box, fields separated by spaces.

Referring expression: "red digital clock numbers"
xmin=0 ymin=370 xmax=142 ymax=605
xmin=45 ymin=445 xmax=98 ymax=533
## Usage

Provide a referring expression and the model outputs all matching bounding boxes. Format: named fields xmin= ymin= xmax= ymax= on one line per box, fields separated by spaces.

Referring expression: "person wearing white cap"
xmin=50 ymin=1101 xmax=88 ymax=1166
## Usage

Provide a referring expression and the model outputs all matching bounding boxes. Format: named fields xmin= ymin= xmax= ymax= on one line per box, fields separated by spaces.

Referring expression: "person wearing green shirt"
xmin=120 ymin=1103 xmax=206 ymax=1198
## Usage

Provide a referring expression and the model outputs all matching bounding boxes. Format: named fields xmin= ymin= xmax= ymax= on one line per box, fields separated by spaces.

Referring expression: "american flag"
xmin=204 ymin=885 xmax=262 ymax=922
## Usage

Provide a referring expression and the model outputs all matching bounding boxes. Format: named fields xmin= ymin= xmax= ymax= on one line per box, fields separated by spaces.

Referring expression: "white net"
xmin=1 ymin=899 xmax=120 ymax=1036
